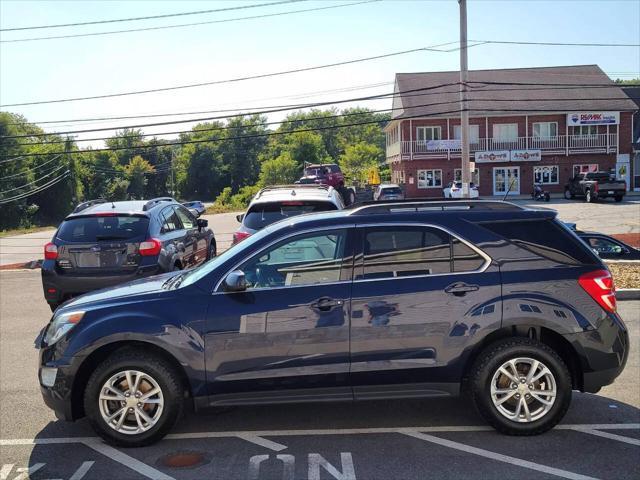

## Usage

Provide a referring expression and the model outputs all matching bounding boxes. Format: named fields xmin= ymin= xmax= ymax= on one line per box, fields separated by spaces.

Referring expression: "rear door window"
xmin=478 ymin=219 xmax=599 ymax=265
xmin=243 ymin=201 xmax=338 ymax=230
xmin=360 ymin=226 xmax=452 ymax=279
xmin=57 ymin=215 xmax=149 ymax=242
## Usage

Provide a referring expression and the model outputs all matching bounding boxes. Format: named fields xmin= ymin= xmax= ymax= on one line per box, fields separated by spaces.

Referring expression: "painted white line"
xmin=69 ymin=461 xmax=95 ymax=480
xmin=570 ymin=428 xmax=640 ymax=446
xmin=403 ymin=431 xmax=598 ymax=480
xmin=1 ymin=423 xmax=638 ymax=446
xmin=83 ymin=440 xmax=175 ymax=480
xmin=235 ymin=434 xmax=288 ymax=451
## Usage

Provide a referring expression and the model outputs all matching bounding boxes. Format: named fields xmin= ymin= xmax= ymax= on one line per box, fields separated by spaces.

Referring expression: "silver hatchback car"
xmin=373 ymin=183 xmax=405 ymax=201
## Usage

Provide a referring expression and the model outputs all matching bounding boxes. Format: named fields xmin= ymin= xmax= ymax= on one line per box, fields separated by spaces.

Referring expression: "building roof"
xmin=392 ymin=65 xmax=638 ymax=119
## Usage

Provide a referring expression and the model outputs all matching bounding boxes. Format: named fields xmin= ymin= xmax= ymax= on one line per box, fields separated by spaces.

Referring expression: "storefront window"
xmin=417 ymin=169 xmax=442 ymax=188
xmin=534 ymin=166 xmax=559 ymax=185
xmin=454 ymin=168 xmax=480 ymax=185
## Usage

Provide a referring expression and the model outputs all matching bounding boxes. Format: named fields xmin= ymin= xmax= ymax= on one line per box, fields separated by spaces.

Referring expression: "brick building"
xmin=384 ymin=65 xmax=638 ymax=197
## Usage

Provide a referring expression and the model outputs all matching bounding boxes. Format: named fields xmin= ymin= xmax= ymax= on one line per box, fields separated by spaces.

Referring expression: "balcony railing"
xmin=386 ymin=133 xmax=618 ymax=158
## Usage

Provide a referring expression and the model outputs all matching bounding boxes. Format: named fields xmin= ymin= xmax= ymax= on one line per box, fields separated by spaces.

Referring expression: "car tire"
xmin=207 ymin=239 xmax=217 ymax=260
xmin=564 ymin=189 xmax=573 ymax=200
xmin=614 ymin=196 xmax=623 ymax=203
xmin=585 ymin=189 xmax=594 ymax=203
xmin=469 ymin=338 xmax=572 ymax=436
xmin=84 ymin=348 xmax=184 ymax=447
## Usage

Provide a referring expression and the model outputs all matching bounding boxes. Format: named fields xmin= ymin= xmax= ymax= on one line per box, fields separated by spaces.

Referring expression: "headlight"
xmin=44 ymin=311 xmax=85 ymax=346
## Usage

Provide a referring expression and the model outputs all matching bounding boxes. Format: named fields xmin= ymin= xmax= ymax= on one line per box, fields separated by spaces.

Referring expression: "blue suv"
xmin=37 ymin=200 xmax=628 ymax=447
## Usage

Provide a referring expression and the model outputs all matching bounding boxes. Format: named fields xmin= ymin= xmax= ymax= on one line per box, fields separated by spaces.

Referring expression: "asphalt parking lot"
xmin=0 ymin=270 xmax=638 ymax=480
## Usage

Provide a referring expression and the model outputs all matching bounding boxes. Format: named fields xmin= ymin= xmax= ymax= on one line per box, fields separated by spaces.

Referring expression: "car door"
xmin=349 ymin=224 xmax=502 ymax=399
xmin=202 ymin=227 xmax=355 ymax=405
xmin=174 ymin=206 xmax=205 ymax=267
xmin=158 ymin=206 xmax=185 ymax=270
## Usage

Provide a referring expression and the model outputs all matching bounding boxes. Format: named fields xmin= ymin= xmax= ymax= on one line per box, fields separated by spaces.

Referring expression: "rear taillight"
xmin=579 ymin=269 xmax=616 ymax=313
xmin=44 ymin=242 xmax=58 ymax=260
xmin=232 ymin=231 xmax=251 ymax=245
xmin=139 ymin=238 xmax=162 ymax=256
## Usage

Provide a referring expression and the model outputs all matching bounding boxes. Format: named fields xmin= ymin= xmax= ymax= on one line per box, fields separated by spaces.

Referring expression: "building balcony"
xmin=385 ymin=133 xmax=619 ymax=160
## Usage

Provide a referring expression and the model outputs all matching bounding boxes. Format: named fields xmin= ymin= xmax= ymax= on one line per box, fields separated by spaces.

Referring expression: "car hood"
xmin=59 ymin=270 xmax=181 ymax=310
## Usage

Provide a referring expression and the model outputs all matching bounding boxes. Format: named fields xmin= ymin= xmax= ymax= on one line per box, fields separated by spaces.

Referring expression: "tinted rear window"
xmin=243 ymin=201 xmax=338 ymax=230
xmin=381 ymin=187 xmax=402 ymax=194
xmin=57 ymin=215 xmax=150 ymax=242
xmin=584 ymin=173 xmax=611 ymax=181
xmin=478 ymin=219 xmax=599 ymax=265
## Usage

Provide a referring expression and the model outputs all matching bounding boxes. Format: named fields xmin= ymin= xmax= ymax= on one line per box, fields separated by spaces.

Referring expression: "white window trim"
xmin=493 ymin=123 xmax=519 ymax=141
xmin=533 ymin=165 xmax=559 ymax=185
xmin=570 ymin=125 xmax=598 ymax=137
xmin=532 ymin=122 xmax=558 ymax=138
xmin=454 ymin=168 xmax=480 ymax=186
xmin=453 ymin=125 xmax=480 ymax=142
xmin=416 ymin=126 xmax=442 ymax=142
xmin=417 ymin=169 xmax=443 ymax=189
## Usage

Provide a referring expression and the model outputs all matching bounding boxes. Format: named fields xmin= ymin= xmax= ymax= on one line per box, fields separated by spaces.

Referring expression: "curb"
xmin=617 ymin=289 xmax=640 ymax=300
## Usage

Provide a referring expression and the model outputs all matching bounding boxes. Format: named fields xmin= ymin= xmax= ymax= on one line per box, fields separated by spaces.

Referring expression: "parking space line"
xmin=402 ymin=431 xmax=598 ymax=480
xmin=1 ymin=423 xmax=638 ymax=446
xmin=69 ymin=461 xmax=95 ymax=480
xmin=83 ymin=440 xmax=175 ymax=480
xmin=235 ymin=434 xmax=288 ymax=451
xmin=570 ymin=428 xmax=640 ymax=446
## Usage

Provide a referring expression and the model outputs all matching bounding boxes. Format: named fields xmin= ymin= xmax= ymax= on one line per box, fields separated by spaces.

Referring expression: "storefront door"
xmin=493 ymin=167 xmax=520 ymax=195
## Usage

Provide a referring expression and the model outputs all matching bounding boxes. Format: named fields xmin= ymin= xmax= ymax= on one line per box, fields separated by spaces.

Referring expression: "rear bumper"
xmin=41 ymin=263 xmax=161 ymax=304
xmin=564 ymin=313 xmax=629 ymax=393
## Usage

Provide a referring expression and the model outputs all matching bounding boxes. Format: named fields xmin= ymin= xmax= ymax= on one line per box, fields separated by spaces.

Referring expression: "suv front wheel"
xmin=84 ymin=349 xmax=184 ymax=447
xmin=469 ymin=338 xmax=572 ymax=435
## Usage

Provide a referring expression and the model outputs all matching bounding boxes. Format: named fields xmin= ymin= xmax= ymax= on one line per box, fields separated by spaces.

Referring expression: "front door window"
xmin=493 ymin=167 xmax=520 ymax=195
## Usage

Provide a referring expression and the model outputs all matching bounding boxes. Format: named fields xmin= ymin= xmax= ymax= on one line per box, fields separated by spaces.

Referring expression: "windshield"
xmin=57 ymin=215 xmax=149 ymax=242
xmin=381 ymin=187 xmax=402 ymax=194
xmin=243 ymin=201 xmax=337 ymax=230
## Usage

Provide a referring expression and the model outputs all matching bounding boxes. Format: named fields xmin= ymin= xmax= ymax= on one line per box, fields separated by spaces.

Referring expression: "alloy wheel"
xmin=490 ymin=357 xmax=557 ymax=423
xmin=98 ymin=370 xmax=164 ymax=435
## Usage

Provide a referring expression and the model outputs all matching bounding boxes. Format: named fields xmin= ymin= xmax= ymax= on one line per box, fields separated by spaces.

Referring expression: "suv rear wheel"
xmin=564 ymin=189 xmax=573 ymax=200
xmin=585 ymin=189 xmax=595 ymax=203
xmin=84 ymin=349 xmax=184 ymax=447
xmin=469 ymin=338 xmax=571 ymax=435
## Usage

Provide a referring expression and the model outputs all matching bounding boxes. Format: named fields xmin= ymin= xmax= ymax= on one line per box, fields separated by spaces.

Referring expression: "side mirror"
xmin=223 ymin=270 xmax=247 ymax=292
xmin=236 ymin=213 xmax=245 ymax=223
xmin=197 ymin=218 xmax=208 ymax=231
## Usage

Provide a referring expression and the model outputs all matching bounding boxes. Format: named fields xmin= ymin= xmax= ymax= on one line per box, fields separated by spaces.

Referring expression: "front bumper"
xmin=564 ymin=312 xmax=629 ymax=393
xmin=41 ymin=263 xmax=161 ymax=304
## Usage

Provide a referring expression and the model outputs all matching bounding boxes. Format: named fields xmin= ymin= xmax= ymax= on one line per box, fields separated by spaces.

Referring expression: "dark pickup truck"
xmin=564 ymin=172 xmax=626 ymax=203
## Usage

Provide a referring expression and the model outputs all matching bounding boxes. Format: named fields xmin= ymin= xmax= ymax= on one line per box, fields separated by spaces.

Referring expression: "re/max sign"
xmin=567 ymin=112 xmax=619 ymax=126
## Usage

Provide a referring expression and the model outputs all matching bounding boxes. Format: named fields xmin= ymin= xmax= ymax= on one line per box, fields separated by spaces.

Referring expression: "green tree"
xmin=124 ymin=155 xmax=155 ymax=199
xmin=339 ymin=142 xmax=384 ymax=184
xmin=259 ymin=152 xmax=299 ymax=186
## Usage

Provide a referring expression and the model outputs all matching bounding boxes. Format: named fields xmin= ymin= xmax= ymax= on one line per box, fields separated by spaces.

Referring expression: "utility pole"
xmin=459 ymin=0 xmax=470 ymax=198
xmin=170 ymin=148 xmax=176 ymax=197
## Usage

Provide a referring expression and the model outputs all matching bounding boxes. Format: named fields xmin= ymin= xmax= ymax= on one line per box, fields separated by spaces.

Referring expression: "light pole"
xmin=459 ymin=0 xmax=471 ymax=198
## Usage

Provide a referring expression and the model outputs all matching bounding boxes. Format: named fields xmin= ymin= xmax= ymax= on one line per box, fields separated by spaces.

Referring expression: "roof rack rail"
xmin=348 ymin=199 xmax=525 ymax=215
xmin=72 ymin=198 xmax=107 ymax=213
xmin=255 ymin=184 xmax=332 ymax=199
xmin=143 ymin=197 xmax=176 ymax=211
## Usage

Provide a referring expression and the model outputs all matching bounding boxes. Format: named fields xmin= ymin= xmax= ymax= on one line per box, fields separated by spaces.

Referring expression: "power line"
xmin=0 ymin=155 xmax=64 ymax=180
xmin=4 ymin=80 xmax=637 ymax=140
xmin=0 ymin=82 xmax=460 ymax=138
xmin=0 ymin=171 xmax=70 ymax=204
xmin=0 ymin=0 xmax=302 ymax=31
xmin=470 ymin=39 xmax=640 ymax=48
xmin=1 ymin=0 xmax=377 ymax=43
xmin=11 ymin=94 xmax=636 ymax=147
xmin=0 ymin=43 xmax=457 ymax=107
xmin=0 ymin=163 xmax=68 ymax=195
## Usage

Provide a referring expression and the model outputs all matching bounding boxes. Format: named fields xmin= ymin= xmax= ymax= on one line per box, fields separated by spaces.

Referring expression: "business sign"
xmin=567 ymin=112 xmax=619 ymax=126
xmin=426 ymin=139 xmax=462 ymax=150
xmin=475 ymin=150 xmax=509 ymax=163
xmin=511 ymin=149 xmax=542 ymax=162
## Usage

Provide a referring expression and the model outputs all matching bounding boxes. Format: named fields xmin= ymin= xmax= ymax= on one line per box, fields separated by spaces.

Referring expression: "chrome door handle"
xmin=444 ymin=282 xmax=479 ymax=297
xmin=310 ymin=297 xmax=343 ymax=311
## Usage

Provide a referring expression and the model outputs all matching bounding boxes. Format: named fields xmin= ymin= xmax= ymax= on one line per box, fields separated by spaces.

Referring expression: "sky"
xmin=1 ymin=0 xmax=639 ymax=148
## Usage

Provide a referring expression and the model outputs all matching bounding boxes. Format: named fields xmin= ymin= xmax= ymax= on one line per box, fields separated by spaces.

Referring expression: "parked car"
xmin=443 ymin=181 xmax=479 ymax=198
xmin=297 ymin=163 xmax=356 ymax=205
xmin=232 ymin=184 xmax=345 ymax=244
xmin=182 ymin=201 xmax=206 ymax=216
xmin=564 ymin=172 xmax=626 ymax=203
xmin=576 ymin=231 xmax=640 ymax=260
xmin=41 ymin=198 xmax=215 ymax=311
xmin=38 ymin=199 xmax=628 ymax=447
xmin=373 ymin=183 xmax=405 ymax=201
